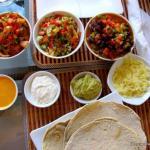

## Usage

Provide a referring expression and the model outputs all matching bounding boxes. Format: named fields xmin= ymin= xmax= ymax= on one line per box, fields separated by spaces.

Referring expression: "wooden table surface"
xmin=24 ymin=0 xmax=150 ymax=150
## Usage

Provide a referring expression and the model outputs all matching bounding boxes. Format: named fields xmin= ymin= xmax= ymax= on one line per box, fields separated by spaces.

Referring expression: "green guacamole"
xmin=71 ymin=74 xmax=102 ymax=100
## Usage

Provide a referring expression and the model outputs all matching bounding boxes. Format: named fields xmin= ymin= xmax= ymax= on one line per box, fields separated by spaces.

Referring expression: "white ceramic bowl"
xmin=107 ymin=53 xmax=150 ymax=105
xmin=70 ymin=72 xmax=102 ymax=104
xmin=33 ymin=11 xmax=84 ymax=59
xmin=0 ymin=74 xmax=18 ymax=111
xmin=0 ymin=12 xmax=32 ymax=60
xmin=85 ymin=12 xmax=135 ymax=61
xmin=24 ymin=71 xmax=61 ymax=108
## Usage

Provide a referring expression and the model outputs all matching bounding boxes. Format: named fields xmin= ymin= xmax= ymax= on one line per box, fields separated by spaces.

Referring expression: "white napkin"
xmin=36 ymin=0 xmax=123 ymax=19
xmin=127 ymin=0 xmax=150 ymax=62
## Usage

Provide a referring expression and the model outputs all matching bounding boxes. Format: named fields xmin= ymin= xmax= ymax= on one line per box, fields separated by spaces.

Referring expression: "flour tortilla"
xmin=65 ymin=118 xmax=145 ymax=150
xmin=64 ymin=102 xmax=146 ymax=144
xmin=42 ymin=121 xmax=68 ymax=150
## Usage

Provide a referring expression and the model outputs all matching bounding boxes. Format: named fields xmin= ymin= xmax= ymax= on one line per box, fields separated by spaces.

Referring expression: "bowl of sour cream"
xmin=24 ymin=71 xmax=61 ymax=108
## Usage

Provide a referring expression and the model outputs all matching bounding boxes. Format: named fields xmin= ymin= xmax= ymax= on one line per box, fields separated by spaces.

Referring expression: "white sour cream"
xmin=31 ymin=76 xmax=58 ymax=104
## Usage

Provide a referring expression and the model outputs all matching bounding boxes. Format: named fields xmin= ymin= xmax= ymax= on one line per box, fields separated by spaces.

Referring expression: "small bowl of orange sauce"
xmin=0 ymin=74 xmax=18 ymax=111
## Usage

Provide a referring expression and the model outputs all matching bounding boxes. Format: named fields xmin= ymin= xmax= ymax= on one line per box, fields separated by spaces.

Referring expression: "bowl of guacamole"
xmin=70 ymin=72 xmax=102 ymax=104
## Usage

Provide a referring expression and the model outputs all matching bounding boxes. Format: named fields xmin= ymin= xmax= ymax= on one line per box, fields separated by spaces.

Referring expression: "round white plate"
xmin=107 ymin=53 xmax=150 ymax=105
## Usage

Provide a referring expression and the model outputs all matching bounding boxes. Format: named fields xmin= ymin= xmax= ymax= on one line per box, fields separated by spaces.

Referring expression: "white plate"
xmin=30 ymin=92 xmax=123 ymax=150
xmin=107 ymin=53 xmax=150 ymax=105
xmin=36 ymin=0 xmax=123 ymax=19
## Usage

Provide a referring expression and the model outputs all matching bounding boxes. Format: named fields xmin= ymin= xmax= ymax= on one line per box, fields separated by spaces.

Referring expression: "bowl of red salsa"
xmin=0 ymin=12 xmax=31 ymax=59
xmin=85 ymin=13 xmax=134 ymax=61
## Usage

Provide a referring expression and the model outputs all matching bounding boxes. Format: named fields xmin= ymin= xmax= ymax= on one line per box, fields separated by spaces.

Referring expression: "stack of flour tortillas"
xmin=42 ymin=102 xmax=147 ymax=150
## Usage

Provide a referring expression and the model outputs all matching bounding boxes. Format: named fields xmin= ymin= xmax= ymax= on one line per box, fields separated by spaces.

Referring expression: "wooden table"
xmin=23 ymin=0 xmax=150 ymax=149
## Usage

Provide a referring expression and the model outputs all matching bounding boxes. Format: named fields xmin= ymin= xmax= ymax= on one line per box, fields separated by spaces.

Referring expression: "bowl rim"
xmin=24 ymin=71 xmax=61 ymax=108
xmin=0 ymin=12 xmax=32 ymax=60
xmin=33 ymin=10 xmax=85 ymax=59
xmin=107 ymin=53 xmax=150 ymax=105
xmin=70 ymin=71 xmax=102 ymax=104
xmin=0 ymin=74 xmax=18 ymax=111
xmin=84 ymin=12 xmax=135 ymax=61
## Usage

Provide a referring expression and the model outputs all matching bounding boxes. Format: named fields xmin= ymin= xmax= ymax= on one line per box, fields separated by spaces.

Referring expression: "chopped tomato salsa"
xmin=37 ymin=14 xmax=80 ymax=57
xmin=0 ymin=13 xmax=30 ymax=57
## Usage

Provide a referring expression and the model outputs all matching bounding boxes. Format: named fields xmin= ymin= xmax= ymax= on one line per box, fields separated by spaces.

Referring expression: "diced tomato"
xmin=60 ymin=29 xmax=66 ymax=35
xmin=116 ymin=35 xmax=123 ymax=44
xmin=7 ymin=18 xmax=14 ymax=25
xmin=15 ymin=29 xmax=20 ymax=35
xmin=50 ymin=19 xmax=60 ymax=26
xmin=118 ymin=35 xmax=123 ymax=41
xmin=8 ymin=35 xmax=14 ymax=41
xmin=63 ymin=21 xmax=68 ymax=29
xmin=42 ymin=35 xmax=49 ymax=44
xmin=71 ymin=36 xmax=78 ymax=48
xmin=13 ymin=24 xmax=19 ymax=30
xmin=9 ymin=13 xmax=18 ymax=19
xmin=44 ymin=18 xmax=50 ymax=22
xmin=106 ymin=15 xmax=111 ymax=20
xmin=0 ymin=13 xmax=30 ymax=57
xmin=42 ymin=23 xmax=49 ymax=27
xmin=38 ymin=31 xmax=45 ymax=36
xmin=107 ymin=20 xmax=115 ymax=27
xmin=103 ymin=48 xmax=110 ymax=56
xmin=101 ymin=20 xmax=107 ymax=24
xmin=49 ymin=36 xmax=54 ymax=48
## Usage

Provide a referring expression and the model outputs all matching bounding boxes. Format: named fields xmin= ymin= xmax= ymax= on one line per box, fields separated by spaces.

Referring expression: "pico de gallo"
xmin=0 ymin=13 xmax=30 ymax=57
xmin=86 ymin=14 xmax=133 ymax=59
xmin=37 ymin=14 xmax=80 ymax=57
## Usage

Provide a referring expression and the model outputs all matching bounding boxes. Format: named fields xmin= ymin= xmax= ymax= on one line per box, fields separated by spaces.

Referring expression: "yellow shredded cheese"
xmin=112 ymin=56 xmax=150 ymax=97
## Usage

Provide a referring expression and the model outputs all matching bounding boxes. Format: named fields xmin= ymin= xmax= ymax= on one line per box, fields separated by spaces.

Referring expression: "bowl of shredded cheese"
xmin=107 ymin=53 xmax=150 ymax=105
